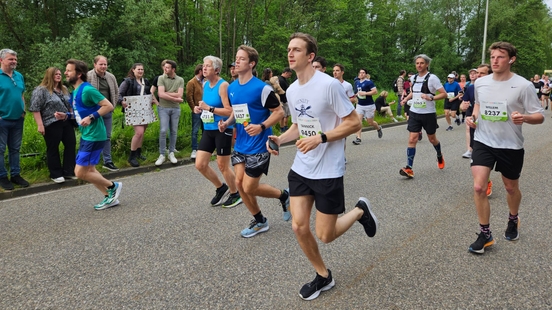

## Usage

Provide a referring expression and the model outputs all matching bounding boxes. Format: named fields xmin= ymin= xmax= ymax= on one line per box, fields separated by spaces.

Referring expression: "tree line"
xmin=2 ymin=0 xmax=552 ymax=96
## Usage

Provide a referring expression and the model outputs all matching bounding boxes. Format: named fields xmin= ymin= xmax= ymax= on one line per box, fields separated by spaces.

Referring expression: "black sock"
xmin=107 ymin=182 xmax=115 ymax=189
xmin=253 ymin=212 xmax=265 ymax=223
xmin=433 ymin=143 xmax=442 ymax=157
xmin=509 ymin=213 xmax=518 ymax=223
xmin=279 ymin=189 xmax=289 ymax=203
xmin=480 ymin=224 xmax=491 ymax=239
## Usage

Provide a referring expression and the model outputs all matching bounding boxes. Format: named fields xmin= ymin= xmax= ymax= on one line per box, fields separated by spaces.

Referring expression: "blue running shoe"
xmin=241 ymin=219 xmax=269 ymax=238
xmin=281 ymin=188 xmax=291 ymax=221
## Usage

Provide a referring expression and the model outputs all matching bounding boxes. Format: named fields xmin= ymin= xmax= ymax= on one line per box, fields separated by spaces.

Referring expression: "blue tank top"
xmin=202 ymin=79 xmax=231 ymax=130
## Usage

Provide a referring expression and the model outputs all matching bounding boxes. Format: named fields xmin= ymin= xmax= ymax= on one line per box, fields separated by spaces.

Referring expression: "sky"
xmin=546 ymin=0 xmax=552 ymax=9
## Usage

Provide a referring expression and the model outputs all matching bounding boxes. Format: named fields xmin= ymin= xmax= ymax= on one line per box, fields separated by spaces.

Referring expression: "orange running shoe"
xmin=437 ymin=155 xmax=445 ymax=169
xmin=399 ymin=166 xmax=414 ymax=178
xmin=486 ymin=180 xmax=493 ymax=196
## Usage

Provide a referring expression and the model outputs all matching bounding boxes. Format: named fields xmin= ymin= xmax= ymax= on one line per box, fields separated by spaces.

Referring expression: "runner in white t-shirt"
xmin=399 ymin=54 xmax=447 ymax=178
xmin=267 ymin=32 xmax=378 ymax=301
xmin=466 ymin=42 xmax=544 ymax=254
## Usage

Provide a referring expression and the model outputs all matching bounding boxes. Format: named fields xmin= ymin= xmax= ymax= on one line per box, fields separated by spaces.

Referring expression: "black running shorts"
xmin=407 ymin=111 xmax=438 ymax=135
xmin=198 ymin=129 xmax=233 ymax=156
xmin=471 ymin=141 xmax=524 ymax=180
xmin=288 ymin=169 xmax=345 ymax=215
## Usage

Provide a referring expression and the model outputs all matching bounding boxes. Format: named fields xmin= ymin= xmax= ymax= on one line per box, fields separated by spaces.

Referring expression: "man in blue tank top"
xmin=219 ymin=45 xmax=290 ymax=238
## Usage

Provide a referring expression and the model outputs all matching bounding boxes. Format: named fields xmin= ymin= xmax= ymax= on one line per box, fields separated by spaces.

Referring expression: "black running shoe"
xmin=299 ymin=269 xmax=335 ymax=301
xmin=210 ymin=183 xmax=229 ymax=206
xmin=418 ymin=132 xmax=422 ymax=141
xmin=468 ymin=232 xmax=495 ymax=254
xmin=355 ymin=197 xmax=378 ymax=237
xmin=504 ymin=218 xmax=519 ymax=241
xmin=377 ymin=128 xmax=383 ymax=138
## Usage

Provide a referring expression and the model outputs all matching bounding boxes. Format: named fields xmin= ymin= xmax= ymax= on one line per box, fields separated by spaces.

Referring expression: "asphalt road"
xmin=1 ymin=115 xmax=552 ymax=309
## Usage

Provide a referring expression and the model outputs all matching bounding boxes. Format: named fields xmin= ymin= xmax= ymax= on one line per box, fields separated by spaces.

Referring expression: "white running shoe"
xmin=168 ymin=152 xmax=178 ymax=164
xmin=191 ymin=150 xmax=197 ymax=159
xmin=462 ymin=150 xmax=472 ymax=158
xmin=155 ymin=154 xmax=165 ymax=166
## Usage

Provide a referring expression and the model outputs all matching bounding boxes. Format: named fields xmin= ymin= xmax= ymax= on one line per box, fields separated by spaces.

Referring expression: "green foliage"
xmin=2 ymin=0 xmax=552 ymax=185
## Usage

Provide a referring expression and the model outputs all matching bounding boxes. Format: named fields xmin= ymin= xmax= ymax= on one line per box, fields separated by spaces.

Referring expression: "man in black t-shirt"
xmin=278 ymin=67 xmax=292 ymax=132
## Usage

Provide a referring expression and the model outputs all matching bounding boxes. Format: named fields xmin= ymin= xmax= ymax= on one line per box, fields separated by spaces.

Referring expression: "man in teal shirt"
xmin=61 ymin=59 xmax=123 ymax=210
xmin=0 ymin=48 xmax=29 ymax=190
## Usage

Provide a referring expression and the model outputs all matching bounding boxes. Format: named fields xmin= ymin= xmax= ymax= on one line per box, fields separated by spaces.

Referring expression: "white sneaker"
xmin=51 ymin=176 xmax=65 ymax=183
xmin=462 ymin=150 xmax=472 ymax=159
xmin=191 ymin=150 xmax=197 ymax=159
xmin=393 ymin=118 xmax=399 ymax=123
xmin=155 ymin=154 xmax=165 ymax=166
xmin=168 ymin=152 xmax=177 ymax=164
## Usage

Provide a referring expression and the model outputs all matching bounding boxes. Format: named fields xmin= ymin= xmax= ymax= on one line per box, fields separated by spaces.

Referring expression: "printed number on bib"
xmin=233 ymin=104 xmax=251 ymax=125
xmin=480 ymin=101 xmax=508 ymax=122
xmin=411 ymin=98 xmax=426 ymax=109
xmin=201 ymin=110 xmax=214 ymax=123
xmin=447 ymin=92 xmax=455 ymax=99
xmin=298 ymin=116 xmax=322 ymax=139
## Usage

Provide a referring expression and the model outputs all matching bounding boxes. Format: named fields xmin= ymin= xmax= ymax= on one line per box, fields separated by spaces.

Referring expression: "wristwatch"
xmin=320 ymin=133 xmax=327 ymax=143
xmin=260 ymin=123 xmax=266 ymax=131
xmin=88 ymin=114 xmax=95 ymax=120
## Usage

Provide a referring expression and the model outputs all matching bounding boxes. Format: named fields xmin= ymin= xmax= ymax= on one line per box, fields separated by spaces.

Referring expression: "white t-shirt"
xmin=474 ymin=74 xmax=544 ymax=149
xmin=409 ymin=73 xmax=443 ymax=114
xmin=287 ymin=71 xmax=354 ymax=179
xmin=339 ymin=80 xmax=355 ymax=98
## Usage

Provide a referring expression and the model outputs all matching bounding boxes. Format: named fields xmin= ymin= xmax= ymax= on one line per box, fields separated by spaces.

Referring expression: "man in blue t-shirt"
xmin=219 ymin=45 xmax=289 ymax=238
xmin=443 ymin=73 xmax=463 ymax=131
xmin=352 ymin=68 xmax=382 ymax=144
xmin=0 ymin=49 xmax=29 ymax=190
xmin=61 ymin=59 xmax=122 ymax=210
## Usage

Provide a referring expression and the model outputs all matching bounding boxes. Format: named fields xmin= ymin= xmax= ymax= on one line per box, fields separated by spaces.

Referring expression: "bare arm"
xmin=32 ymin=111 xmax=45 ymax=135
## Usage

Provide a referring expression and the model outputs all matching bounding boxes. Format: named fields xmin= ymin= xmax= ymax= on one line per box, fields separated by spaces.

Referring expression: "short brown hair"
xmin=66 ymin=59 xmax=88 ymax=82
xmin=194 ymin=64 xmax=203 ymax=75
xmin=237 ymin=45 xmax=259 ymax=69
xmin=289 ymin=32 xmax=318 ymax=57
xmin=477 ymin=63 xmax=493 ymax=74
xmin=488 ymin=41 xmax=517 ymax=58
xmin=93 ymin=55 xmax=107 ymax=64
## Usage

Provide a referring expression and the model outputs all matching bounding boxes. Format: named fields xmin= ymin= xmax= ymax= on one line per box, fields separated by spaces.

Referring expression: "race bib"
xmin=357 ymin=88 xmax=366 ymax=100
xmin=447 ymin=92 xmax=455 ymax=99
xmin=298 ymin=116 xmax=322 ymax=139
xmin=480 ymin=101 xmax=508 ymax=122
xmin=233 ymin=104 xmax=251 ymax=126
xmin=200 ymin=110 xmax=214 ymax=123
xmin=411 ymin=98 xmax=426 ymax=109
xmin=536 ymin=88 xmax=540 ymax=93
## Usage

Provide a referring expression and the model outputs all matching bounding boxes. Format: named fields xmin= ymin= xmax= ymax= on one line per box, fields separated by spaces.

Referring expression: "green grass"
xmin=14 ymin=90 xmax=446 ymax=185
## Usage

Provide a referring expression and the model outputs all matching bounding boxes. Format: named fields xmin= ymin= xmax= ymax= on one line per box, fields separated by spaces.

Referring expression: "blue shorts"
xmin=76 ymin=139 xmax=105 ymax=166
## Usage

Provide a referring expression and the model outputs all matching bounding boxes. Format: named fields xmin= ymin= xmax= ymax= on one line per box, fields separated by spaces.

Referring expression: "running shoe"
xmin=104 ymin=182 xmax=122 ymax=206
xmin=221 ymin=192 xmax=242 ymax=208
xmin=468 ymin=232 xmax=495 ymax=254
xmin=211 ymin=183 xmax=229 ymax=206
xmin=352 ymin=137 xmax=361 ymax=145
xmin=377 ymin=128 xmax=383 ymax=138
xmin=240 ymin=219 xmax=269 ymax=238
xmin=462 ymin=150 xmax=472 ymax=158
xmin=280 ymin=188 xmax=291 ymax=221
xmin=94 ymin=198 xmax=120 ymax=210
xmin=455 ymin=118 xmax=461 ymax=126
xmin=355 ymin=197 xmax=378 ymax=237
xmin=446 ymin=126 xmax=453 ymax=131
xmin=399 ymin=166 xmax=414 ymax=178
xmin=418 ymin=132 xmax=423 ymax=141
xmin=486 ymin=180 xmax=493 ymax=196
xmin=437 ymin=155 xmax=445 ymax=169
xmin=504 ymin=218 xmax=520 ymax=241
xmin=102 ymin=162 xmax=119 ymax=172
xmin=299 ymin=269 xmax=335 ymax=301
